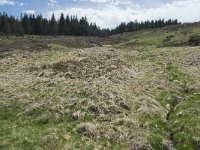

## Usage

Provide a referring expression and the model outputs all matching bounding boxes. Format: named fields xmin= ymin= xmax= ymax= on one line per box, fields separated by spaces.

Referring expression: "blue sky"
xmin=0 ymin=0 xmax=200 ymax=28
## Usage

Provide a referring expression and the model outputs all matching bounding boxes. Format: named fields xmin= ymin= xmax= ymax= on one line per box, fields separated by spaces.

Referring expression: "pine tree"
xmin=70 ymin=15 xmax=79 ymax=35
xmin=150 ymin=20 xmax=155 ymax=28
xmin=58 ymin=13 xmax=66 ymax=35
xmin=158 ymin=19 xmax=162 ymax=28
xmin=15 ymin=20 xmax=24 ymax=36
xmin=8 ymin=16 xmax=16 ymax=34
xmin=3 ymin=18 xmax=11 ymax=36
xmin=21 ymin=14 xmax=30 ymax=34
xmin=65 ymin=15 xmax=70 ymax=35
xmin=126 ymin=21 xmax=134 ymax=32
xmin=35 ymin=15 xmax=43 ymax=35
xmin=0 ymin=13 xmax=6 ymax=35
xmin=49 ymin=13 xmax=57 ymax=35
xmin=79 ymin=17 xmax=89 ymax=36
xmin=41 ymin=18 xmax=49 ymax=35
xmin=29 ymin=14 xmax=36 ymax=34
xmin=161 ymin=18 xmax=165 ymax=27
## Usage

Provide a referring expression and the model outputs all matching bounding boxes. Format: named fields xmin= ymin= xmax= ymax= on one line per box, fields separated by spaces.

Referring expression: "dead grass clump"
xmin=28 ymin=65 xmax=40 ymax=72
xmin=119 ymin=102 xmax=131 ymax=110
xmin=163 ymin=35 xmax=175 ymax=43
xmin=24 ymin=103 xmax=46 ymax=116
xmin=0 ymin=101 xmax=9 ymax=108
xmin=121 ymin=119 xmax=140 ymax=129
xmin=70 ymin=110 xmax=86 ymax=121
xmin=87 ymin=105 xmax=99 ymax=113
xmin=23 ymin=102 xmax=65 ymax=118
xmin=135 ymin=96 xmax=164 ymax=115
xmin=76 ymin=123 xmax=97 ymax=137
xmin=41 ymin=64 xmax=52 ymax=70
xmin=40 ymin=135 xmax=62 ymax=150
xmin=188 ymin=35 xmax=200 ymax=46
xmin=52 ymin=57 xmax=127 ymax=80
xmin=183 ymin=50 xmax=200 ymax=67
xmin=0 ymin=53 xmax=11 ymax=59
xmin=162 ymin=140 xmax=175 ymax=150
xmin=93 ymin=122 xmax=149 ymax=149
xmin=129 ymin=137 xmax=151 ymax=150
xmin=87 ymin=104 xmax=121 ymax=115
xmin=37 ymin=115 xmax=49 ymax=124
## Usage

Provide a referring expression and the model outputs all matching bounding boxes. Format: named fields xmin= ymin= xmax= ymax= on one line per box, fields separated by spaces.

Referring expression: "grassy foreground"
xmin=0 ymin=23 xmax=200 ymax=150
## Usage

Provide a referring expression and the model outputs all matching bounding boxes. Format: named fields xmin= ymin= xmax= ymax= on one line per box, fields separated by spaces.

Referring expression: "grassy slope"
xmin=116 ymin=22 xmax=200 ymax=149
xmin=0 ymin=23 xmax=200 ymax=150
xmin=116 ymin=22 xmax=200 ymax=48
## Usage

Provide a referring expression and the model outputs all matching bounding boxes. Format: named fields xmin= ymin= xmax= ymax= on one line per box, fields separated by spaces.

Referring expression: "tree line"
xmin=111 ymin=19 xmax=179 ymax=34
xmin=0 ymin=12 xmax=108 ymax=36
xmin=0 ymin=12 xmax=179 ymax=37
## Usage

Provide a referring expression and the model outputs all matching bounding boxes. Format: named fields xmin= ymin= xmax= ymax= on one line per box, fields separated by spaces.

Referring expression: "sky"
xmin=0 ymin=0 xmax=200 ymax=28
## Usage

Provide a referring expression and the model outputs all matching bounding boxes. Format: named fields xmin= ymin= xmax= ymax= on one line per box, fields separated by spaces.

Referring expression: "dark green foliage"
xmin=70 ymin=15 xmax=79 ymax=35
xmin=21 ymin=13 xmax=30 ymax=34
xmin=49 ymin=13 xmax=58 ymax=35
xmin=58 ymin=13 xmax=66 ymax=35
xmin=15 ymin=20 xmax=24 ymax=36
xmin=0 ymin=12 xmax=179 ymax=36
xmin=35 ymin=15 xmax=43 ymax=35
xmin=41 ymin=18 xmax=49 ymax=35
xmin=111 ymin=18 xmax=179 ymax=34
xmin=79 ymin=17 xmax=89 ymax=36
xmin=149 ymin=135 xmax=163 ymax=150
xmin=0 ymin=12 xmax=107 ymax=37
xmin=3 ymin=19 xmax=11 ymax=36
xmin=188 ymin=35 xmax=200 ymax=46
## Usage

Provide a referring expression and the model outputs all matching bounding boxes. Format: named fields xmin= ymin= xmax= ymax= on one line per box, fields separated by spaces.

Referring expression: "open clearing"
xmin=0 ymin=23 xmax=200 ymax=150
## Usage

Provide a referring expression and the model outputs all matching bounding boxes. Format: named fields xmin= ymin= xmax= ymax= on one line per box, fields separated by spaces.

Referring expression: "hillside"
xmin=0 ymin=23 xmax=200 ymax=150
xmin=116 ymin=22 xmax=200 ymax=48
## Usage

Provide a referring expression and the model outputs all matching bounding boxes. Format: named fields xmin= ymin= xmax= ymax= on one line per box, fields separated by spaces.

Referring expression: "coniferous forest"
xmin=0 ymin=12 xmax=179 ymax=37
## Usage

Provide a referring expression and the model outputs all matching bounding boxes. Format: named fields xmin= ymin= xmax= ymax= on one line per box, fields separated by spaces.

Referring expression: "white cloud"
xmin=17 ymin=2 xmax=23 ymax=6
xmin=22 ymin=10 xmax=35 ymax=14
xmin=48 ymin=0 xmax=59 ymax=7
xmin=0 ymin=0 xmax=24 ymax=6
xmin=137 ymin=0 xmax=200 ymax=22
xmin=0 ymin=0 xmax=15 ymax=5
xmin=73 ymin=0 xmax=112 ymax=3
xmin=73 ymin=0 xmax=133 ymax=6
xmin=46 ymin=0 xmax=200 ymax=28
